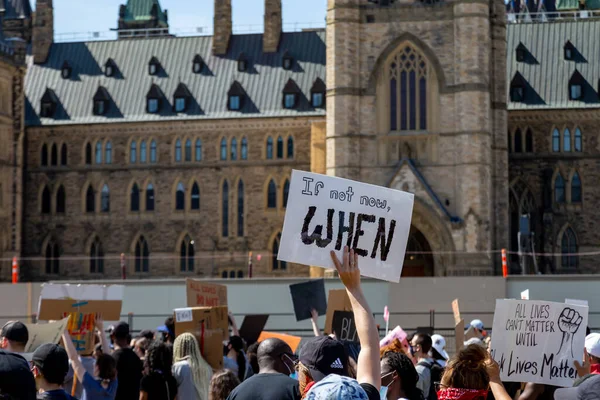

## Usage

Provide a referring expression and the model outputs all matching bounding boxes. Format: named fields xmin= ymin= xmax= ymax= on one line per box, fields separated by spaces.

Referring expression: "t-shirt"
xmin=112 ymin=348 xmax=142 ymax=400
xmin=415 ymin=358 xmax=432 ymax=399
xmin=36 ymin=389 xmax=78 ymax=400
xmin=81 ymin=372 xmax=118 ymax=400
xmin=226 ymin=373 xmax=300 ymax=400
xmin=140 ymin=372 xmax=178 ymax=400
xmin=223 ymin=354 xmax=253 ymax=381
xmin=172 ymin=360 xmax=198 ymax=400
xmin=359 ymin=383 xmax=380 ymax=400
xmin=64 ymin=356 xmax=96 ymax=398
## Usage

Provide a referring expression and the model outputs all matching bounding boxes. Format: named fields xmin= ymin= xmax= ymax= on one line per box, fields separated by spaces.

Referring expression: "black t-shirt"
xmin=112 ymin=348 xmax=143 ymax=400
xmin=36 ymin=390 xmax=78 ymax=400
xmin=140 ymin=372 xmax=178 ymax=400
xmin=227 ymin=373 xmax=300 ymax=400
xmin=360 ymin=383 xmax=380 ymax=400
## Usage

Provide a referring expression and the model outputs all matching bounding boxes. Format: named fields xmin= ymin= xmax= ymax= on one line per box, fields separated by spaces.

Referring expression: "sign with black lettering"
xmin=289 ymin=279 xmax=327 ymax=322
xmin=278 ymin=170 xmax=414 ymax=282
xmin=332 ymin=311 xmax=358 ymax=342
xmin=490 ymin=299 xmax=589 ymax=387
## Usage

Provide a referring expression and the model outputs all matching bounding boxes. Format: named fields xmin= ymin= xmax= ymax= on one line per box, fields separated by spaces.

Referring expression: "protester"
xmin=410 ymin=333 xmax=435 ymax=400
xmin=431 ymin=334 xmax=449 ymax=368
xmin=301 ymin=247 xmax=381 ymax=400
xmin=93 ymin=344 xmax=103 ymax=360
xmin=140 ymin=341 xmax=178 ymax=400
xmin=517 ymin=383 xmax=558 ymax=400
xmin=209 ymin=370 xmax=240 ymax=400
xmin=582 ymin=333 xmax=600 ymax=374
xmin=438 ymin=344 xmax=511 ymax=400
xmin=380 ymin=338 xmax=409 ymax=359
xmin=134 ymin=338 xmax=149 ymax=361
xmin=468 ymin=320 xmax=487 ymax=345
xmin=381 ymin=351 xmax=423 ymax=400
xmin=310 ymin=309 xmax=321 ymax=337
xmin=554 ymin=374 xmax=600 ymax=400
xmin=110 ymin=322 xmax=143 ymax=400
xmin=246 ymin=342 xmax=260 ymax=375
xmin=0 ymin=350 xmax=37 ymax=400
xmin=226 ymin=338 xmax=300 ymax=400
xmin=31 ymin=343 xmax=78 ymax=400
xmin=224 ymin=336 xmax=252 ymax=382
xmin=172 ymin=333 xmax=212 ymax=400
xmin=64 ymin=325 xmax=104 ymax=398
xmin=157 ymin=318 xmax=175 ymax=345
xmin=1 ymin=321 xmax=31 ymax=360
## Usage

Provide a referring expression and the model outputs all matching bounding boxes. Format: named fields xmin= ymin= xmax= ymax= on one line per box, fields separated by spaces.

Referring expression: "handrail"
xmin=506 ymin=9 xmax=600 ymax=23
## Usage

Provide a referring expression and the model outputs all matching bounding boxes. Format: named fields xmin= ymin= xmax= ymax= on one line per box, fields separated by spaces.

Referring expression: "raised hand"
xmin=310 ymin=308 xmax=319 ymax=323
xmin=557 ymin=307 xmax=583 ymax=357
xmin=330 ymin=246 xmax=360 ymax=292
xmin=574 ymin=349 xmax=592 ymax=377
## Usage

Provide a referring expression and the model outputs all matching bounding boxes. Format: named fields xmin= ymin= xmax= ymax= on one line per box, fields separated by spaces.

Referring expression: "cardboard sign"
xmin=289 ymin=279 xmax=327 ymax=322
xmin=278 ymin=170 xmax=414 ymax=283
xmin=452 ymin=299 xmax=461 ymax=325
xmin=37 ymin=284 xmax=123 ymax=321
xmin=455 ymin=318 xmax=465 ymax=351
xmin=239 ymin=315 xmax=269 ymax=345
xmin=258 ymin=331 xmax=302 ymax=353
xmin=174 ymin=306 xmax=229 ymax=370
xmin=25 ymin=318 xmax=69 ymax=353
xmin=521 ymin=290 xmax=530 ymax=300
xmin=380 ymin=325 xmax=408 ymax=348
xmin=186 ymin=279 xmax=228 ymax=307
xmin=490 ymin=299 xmax=589 ymax=387
xmin=332 ymin=311 xmax=358 ymax=342
xmin=325 ymin=289 xmax=352 ymax=335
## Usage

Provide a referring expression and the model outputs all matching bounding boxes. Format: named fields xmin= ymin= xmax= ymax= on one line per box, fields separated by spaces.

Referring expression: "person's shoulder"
xmin=359 ymin=383 xmax=380 ymax=400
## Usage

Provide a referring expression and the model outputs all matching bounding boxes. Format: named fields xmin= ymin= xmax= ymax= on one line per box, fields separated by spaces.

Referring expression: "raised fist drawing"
xmin=558 ymin=307 xmax=583 ymax=358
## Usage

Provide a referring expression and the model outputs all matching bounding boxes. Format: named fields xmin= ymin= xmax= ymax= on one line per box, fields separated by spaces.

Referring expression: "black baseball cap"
xmin=0 ymin=321 xmax=29 ymax=345
xmin=110 ymin=322 xmax=130 ymax=339
xmin=137 ymin=329 xmax=154 ymax=340
xmin=0 ymin=350 xmax=36 ymax=400
xmin=31 ymin=343 xmax=69 ymax=385
xmin=299 ymin=336 xmax=349 ymax=382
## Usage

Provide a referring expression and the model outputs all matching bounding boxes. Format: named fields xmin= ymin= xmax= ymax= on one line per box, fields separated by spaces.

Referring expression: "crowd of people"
xmin=0 ymin=247 xmax=599 ymax=400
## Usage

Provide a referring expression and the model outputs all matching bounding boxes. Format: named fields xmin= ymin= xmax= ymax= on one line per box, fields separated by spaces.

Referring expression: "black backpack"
xmin=417 ymin=360 xmax=441 ymax=400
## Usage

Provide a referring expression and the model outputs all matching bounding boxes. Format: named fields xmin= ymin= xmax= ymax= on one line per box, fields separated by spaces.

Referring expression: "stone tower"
xmin=263 ymin=0 xmax=282 ymax=53
xmin=117 ymin=0 xmax=169 ymax=39
xmin=213 ymin=0 xmax=232 ymax=56
xmin=326 ymin=0 xmax=508 ymax=276
xmin=32 ymin=0 xmax=53 ymax=64
xmin=0 ymin=0 xmax=33 ymax=42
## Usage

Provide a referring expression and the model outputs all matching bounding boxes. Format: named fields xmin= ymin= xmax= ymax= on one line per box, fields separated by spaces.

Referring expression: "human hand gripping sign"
xmin=557 ymin=307 xmax=583 ymax=358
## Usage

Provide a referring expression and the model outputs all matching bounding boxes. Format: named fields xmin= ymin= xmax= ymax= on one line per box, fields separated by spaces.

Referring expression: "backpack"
xmin=417 ymin=360 xmax=440 ymax=400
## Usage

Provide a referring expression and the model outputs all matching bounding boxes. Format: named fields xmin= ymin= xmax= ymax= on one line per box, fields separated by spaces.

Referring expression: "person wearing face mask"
xmin=381 ymin=351 xmax=424 ymax=400
xmin=226 ymin=338 xmax=300 ymax=400
xmin=410 ymin=333 xmax=436 ymax=400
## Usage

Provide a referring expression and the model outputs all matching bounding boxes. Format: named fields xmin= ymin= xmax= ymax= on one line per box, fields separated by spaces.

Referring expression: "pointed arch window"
xmin=574 ymin=128 xmax=582 ymax=152
xmin=241 ymin=137 xmax=248 ymax=160
xmin=86 ymin=186 xmax=95 ymax=213
xmin=176 ymin=182 xmax=185 ymax=210
xmin=95 ymin=142 xmax=102 ymax=164
xmin=185 ymin=139 xmax=192 ymax=162
xmin=45 ymin=242 xmax=60 ymax=274
xmin=266 ymin=137 xmax=273 ymax=159
xmin=222 ymin=180 xmax=229 ymax=237
xmin=552 ymin=129 xmax=560 ymax=152
xmin=42 ymin=186 xmax=51 ymax=214
xmin=229 ymin=270 xmax=236 ymax=278
xmin=287 ymin=136 xmax=294 ymax=158
xmin=130 ymin=140 xmax=137 ymax=163
xmin=146 ymin=183 xmax=155 ymax=211
xmin=101 ymin=184 xmax=110 ymax=212
xmin=509 ymin=73 xmax=526 ymax=103
xmin=237 ymin=270 xmax=244 ymax=279
xmin=140 ymin=140 xmax=147 ymax=163
xmin=525 ymin=129 xmax=533 ymax=153
xmin=90 ymin=237 xmax=104 ymax=274
xmin=276 ymin=136 xmax=284 ymax=159
xmin=237 ymin=180 xmax=244 ymax=237
xmin=267 ymin=179 xmax=277 ymax=209
xmin=389 ymin=45 xmax=428 ymax=131
xmin=231 ymin=138 xmax=238 ymax=160
xmin=135 ymin=236 xmax=150 ymax=273
xmin=514 ymin=129 xmax=522 ymax=153
xmin=56 ymin=185 xmax=65 ymax=214
xmin=561 ymin=228 xmax=578 ymax=269
xmin=195 ymin=139 xmax=202 ymax=161
xmin=222 ymin=271 xmax=228 ymax=279
xmin=283 ymin=179 xmax=290 ymax=208
xmin=131 ymin=183 xmax=140 ymax=212
xmin=150 ymin=140 xmax=157 ymax=163
xmin=175 ymin=139 xmax=182 ymax=162
xmin=554 ymin=174 xmax=565 ymax=204
xmin=60 ymin=144 xmax=67 ymax=166
xmin=180 ymin=235 xmax=195 ymax=272
xmin=41 ymin=144 xmax=48 ymax=166
xmin=272 ymin=233 xmax=286 ymax=270
xmin=51 ymin=144 xmax=58 ymax=166
xmin=564 ymin=129 xmax=571 ymax=152
xmin=191 ymin=182 xmax=200 ymax=210
xmin=571 ymin=172 xmax=582 ymax=203
xmin=220 ymin=137 xmax=227 ymax=161
xmin=85 ymin=143 xmax=92 ymax=165
xmin=105 ymin=141 xmax=112 ymax=164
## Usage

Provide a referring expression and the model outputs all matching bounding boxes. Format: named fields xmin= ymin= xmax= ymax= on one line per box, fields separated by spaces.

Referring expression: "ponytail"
xmin=236 ymin=350 xmax=246 ymax=382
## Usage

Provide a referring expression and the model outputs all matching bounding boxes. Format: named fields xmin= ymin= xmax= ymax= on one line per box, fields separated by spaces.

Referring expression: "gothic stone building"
xmin=0 ymin=0 xmax=598 ymax=281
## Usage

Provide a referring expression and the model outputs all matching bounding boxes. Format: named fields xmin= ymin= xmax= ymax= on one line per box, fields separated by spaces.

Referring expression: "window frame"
xmin=175 ymin=182 xmax=185 ymax=211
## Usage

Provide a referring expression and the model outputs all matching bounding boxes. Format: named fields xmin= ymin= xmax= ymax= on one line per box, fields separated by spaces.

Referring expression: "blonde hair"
xmin=173 ymin=333 xmax=213 ymax=400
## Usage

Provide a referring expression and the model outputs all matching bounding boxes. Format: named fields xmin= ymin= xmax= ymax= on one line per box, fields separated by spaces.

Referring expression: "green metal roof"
xmin=122 ymin=0 xmax=167 ymax=25
xmin=24 ymin=31 xmax=326 ymax=126
xmin=507 ymin=20 xmax=600 ymax=110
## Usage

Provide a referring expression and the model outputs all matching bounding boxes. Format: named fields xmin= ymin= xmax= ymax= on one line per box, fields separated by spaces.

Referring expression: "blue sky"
xmin=31 ymin=0 xmax=327 ymax=38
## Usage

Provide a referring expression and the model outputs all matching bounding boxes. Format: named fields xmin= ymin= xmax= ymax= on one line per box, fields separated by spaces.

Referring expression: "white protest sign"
xmin=278 ymin=170 xmax=414 ymax=282
xmin=521 ymin=290 xmax=530 ymax=300
xmin=490 ymin=299 xmax=588 ymax=387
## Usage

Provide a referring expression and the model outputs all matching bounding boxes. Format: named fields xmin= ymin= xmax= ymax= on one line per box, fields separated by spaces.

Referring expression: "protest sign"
xmin=174 ymin=306 xmax=229 ymax=370
xmin=239 ymin=315 xmax=269 ymax=345
xmin=258 ymin=331 xmax=302 ymax=353
xmin=186 ymin=279 xmax=227 ymax=307
xmin=289 ymin=279 xmax=327 ymax=322
xmin=380 ymin=325 xmax=408 ymax=348
xmin=455 ymin=318 xmax=465 ymax=350
xmin=278 ymin=170 xmax=414 ymax=283
xmin=332 ymin=311 xmax=358 ymax=342
xmin=566 ymin=299 xmax=589 ymax=307
xmin=324 ymin=289 xmax=352 ymax=334
xmin=452 ymin=299 xmax=461 ymax=325
xmin=521 ymin=290 xmax=530 ymax=300
xmin=25 ymin=318 xmax=69 ymax=353
xmin=490 ymin=299 xmax=588 ymax=387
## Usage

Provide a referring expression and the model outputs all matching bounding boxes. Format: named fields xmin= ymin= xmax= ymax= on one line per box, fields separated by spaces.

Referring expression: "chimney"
xmin=32 ymin=0 xmax=54 ymax=64
xmin=213 ymin=0 xmax=232 ymax=56
xmin=263 ymin=0 xmax=282 ymax=53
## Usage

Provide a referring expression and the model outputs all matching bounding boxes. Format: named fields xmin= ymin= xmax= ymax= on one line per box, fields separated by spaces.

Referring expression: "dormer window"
xmin=146 ymin=84 xmax=164 ymax=114
xmin=227 ymin=81 xmax=246 ymax=111
xmin=564 ymin=41 xmax=575 ymax=61
xmin=93 ymin=86 xmax=110 ymax=116
xmin=105 ymin=59 xmax=117 ymax=77
xmin=148 ymin=99 xmax=159 ymax=113
xmin=173 ymin=83 xmax=192 ymax=113
xmin=40 ymin=88 xmax=58 ymax=118
xmin=237 ymin=53 xmax=248 ymax=72
xmin=61 ymin=61 xmax=72 ymax=79
xmin=192 ymin=55 xmax=204 ymax=74
xmin=282 ymin=78 xmax=301 ymax=109
xmin=516 ymin=43 xmax=527 ymax=62
xmin=569 ymin=70 xmax=585 ymax=100
xmin=282 ymin=51 xmax=293 ymax=70
xmin=310 ymin=78 xmax=326 ymax=108
xmin=148 ymin=56 xmax=161 ymax=76
xmin=509 ymin=73 xmax=526 ymax=103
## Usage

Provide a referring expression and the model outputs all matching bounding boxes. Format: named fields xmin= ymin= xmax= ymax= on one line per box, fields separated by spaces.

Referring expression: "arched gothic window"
xmin=131 ymin=183 xmax=140 ymax=211
xmin=51 ymin=144 xmax=58 ymax=166
xmin=267 ymin=179 xmax=277 ymax=208
xmin=41 ymin=144 xmax=48 ymax=166
xmin=191 ymin=182 xmax=200 ymax=210
xmin=95 ymin=142 xmax=102 ymax=164
xmin=101 ymin=184 xmax=110 ymax=212
xmin=514 ymin=129 xmax=522 ymax=153
xmin=525 ymin=129 xmax=533 ymax=153
xmin=220 ymin=137 xmax=227 ymax=161
xmin=86 ymin=186 xmax=95 ymax=213
xmin=185 ymin=139 xmax=192 ymax=162
xmin=42 ymin=186 xmax=51 ymax=214
xmin=105 ymin=141 xmax=112 ymax=164
xmin=231 ymin=138 xmax=238 ymax=160
xmin=287 ymin=136 xmax=294 ymax=158
xmin=85 ymin=143 xmax=92 ymax=165
xmin=266 ymin=137 xmax=273 ymax=159
xmin=180 ymin=235 xmax=195 ymax=272
xmin=146 ymin=183 xmax=155 ymax=211
xmin=175 ymin=139 xmax=182 ymax=162
xmin=134 ymin=236 xmax=149 ymax=272
xmin=571 ymin=172 xmax=582 ymax=203
xmin=561 ymin=228 xmax=578 ymax=269
xmin=222 ymin=181 xmax=229 ymax=237
xmin=130 ymin=140 xmax=137 ymax=163
xmin=574 ymin=128 xmax=582 ymax=152
xmin=61 ymin=144 xmax=67 ymax=166
xmin=552 ymin=129 xmax=560 ymax=152
xmin=56 ymin=185 xmax=66 ymax=214
xmin=195 ymin=139 xmax=202 ymax=161
xmin=237 ymin=180 xmax=244 ymax=237
xmin=150 ymin=140 xmax=157 ymax=163
xmin=176 ymin=182 xmax=185 ymax=210
xmin=555 ymin=174 xmax=565 ymax=204
xmin=276 ymin=136 xmax=284 ymax=159
xmin=272 ymin=233 xmax=286 ymax=270
xmin=241 ymin=137 xmax=248 ymax=160
xmin=90 ymin=237 xmax=104 ymax=274
xmin=563 ymin=128 xmax=571 ymax=152
xmin=140 ymin=140 xmax=147 ymax=163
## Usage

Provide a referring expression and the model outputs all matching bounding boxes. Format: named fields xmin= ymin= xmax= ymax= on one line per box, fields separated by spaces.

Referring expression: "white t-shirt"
xmin=173 ymin=360 xmax=200 ymax=400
